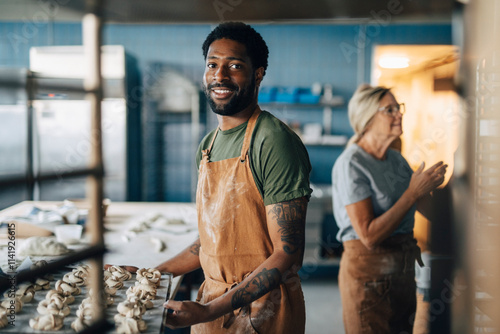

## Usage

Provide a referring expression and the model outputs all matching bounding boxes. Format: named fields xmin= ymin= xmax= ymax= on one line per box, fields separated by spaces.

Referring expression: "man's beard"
xmin=204 ymin=77 xmax=256 ymax=116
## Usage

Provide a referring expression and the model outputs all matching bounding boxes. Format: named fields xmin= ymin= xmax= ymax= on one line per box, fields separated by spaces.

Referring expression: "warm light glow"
xmin=378 ymin=56 xmax=410 ymax=69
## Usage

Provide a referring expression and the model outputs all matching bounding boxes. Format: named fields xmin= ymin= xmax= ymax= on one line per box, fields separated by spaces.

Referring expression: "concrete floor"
xmin=301 ymin=277 xmax=431 ymax=334
xmin=302 ymin=277 xmax=344 ymax=334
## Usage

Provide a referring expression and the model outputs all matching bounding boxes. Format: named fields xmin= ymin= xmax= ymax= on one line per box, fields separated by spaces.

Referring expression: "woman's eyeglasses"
xmin=378 ymin=103 xmax=405 ymax=117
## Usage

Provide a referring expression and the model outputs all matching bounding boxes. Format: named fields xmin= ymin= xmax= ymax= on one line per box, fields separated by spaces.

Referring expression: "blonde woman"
xmin=332 ymin=84 xmax=447 ymax=333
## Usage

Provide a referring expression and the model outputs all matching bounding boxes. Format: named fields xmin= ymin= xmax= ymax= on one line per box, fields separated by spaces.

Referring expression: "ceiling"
xmin=0 ymin=0 xmax=454 ymax=23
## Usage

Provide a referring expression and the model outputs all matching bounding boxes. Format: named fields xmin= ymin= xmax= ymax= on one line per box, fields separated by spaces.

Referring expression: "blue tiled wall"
xmin=0 ymin=22 xmax=452 ymax=195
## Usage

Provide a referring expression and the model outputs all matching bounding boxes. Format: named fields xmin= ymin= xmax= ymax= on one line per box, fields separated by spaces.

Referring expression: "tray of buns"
xmin=0 ymin=261 xmax=172 ymax=333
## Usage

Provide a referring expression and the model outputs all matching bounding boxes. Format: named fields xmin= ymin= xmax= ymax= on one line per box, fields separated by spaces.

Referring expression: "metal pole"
xmin=191 ymin=91 xmax=200 ymax=201
xmin=82 ymin=1 xmax=105 ymax=323
xmin=26 ymin=72 xmax=35 ymax=200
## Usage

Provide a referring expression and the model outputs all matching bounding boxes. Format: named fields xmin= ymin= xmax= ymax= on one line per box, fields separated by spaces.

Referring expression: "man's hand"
xmin=162 ymin=300 xmax=215 ymax=329
xmin=103 ymin=264 xmax=139 ymax=273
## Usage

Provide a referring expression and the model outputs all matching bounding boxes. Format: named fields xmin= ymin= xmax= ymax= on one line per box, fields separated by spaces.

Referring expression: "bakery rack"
xmin=0 ymin=2 xmax=109 ymax=332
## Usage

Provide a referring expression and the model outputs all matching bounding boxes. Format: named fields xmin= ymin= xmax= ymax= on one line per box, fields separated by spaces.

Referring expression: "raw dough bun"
xmin=103 ymin=270 xmax=113 ymax=280
xmin=105 ymin=295 xmax=115 ymax=307
xmin=63 ymin=272 xmax=86 ymax=286
xmin=55 ymin=280 xmax=81 ymax=296
xmin=105 ymin=286 xmax=117 ymax=296
xmin=80 ymin=297 xmax=92 ymax=308
xmin=71 ymin=316 xmax=92 ymax=331
xmin=74 ymin=264 xmax=91 ymax=276
xmin=19 ymin=237 xmax=71 ymax=256
xmin=45 ymin=289 xmax=75 ymax=305
xmin=136 ymin=268 xmax=161 ymax=287
xmin=37 ymin=299 xmax=70 ymax=317
xmin=115 ymin=315 xmax=147 ymax=334
xmin=0 ymin=311 xmax=7 ymax=328
xmin=150 ymin=238 xmax=166 ymax=252
xmin=6 ymin=283 xmax=36 ymax=303
xmin=71 ymin=264 xmax=91 ymax=284
xmin=82 ymin=294 xmax=114 ymax=308
xmin=107 ymin=266 xmax=132 ymax=281
xmin=88 ymin=288 xmax=116 ymax=304
xmin=105 ymin=276 xmax=124 ymax=289
xmin=126 ymin=282 xmax=157 ymax=301
xmin=76 ymin=302 xmax=95 ymax=318
xmin=34 ymin=277 xmax=51 ymax=291
xmin=117 ymin=300 xmax=146 ymax=318
xmin=127 ymin=295 xmax=153 ymax=310
xmin=29 ymin=314 xmax=64 ymax=331
xmin=126 ymin=212 xmax=163 ymax=233
xmin=1 ymin=297 xmax=23 ymax=313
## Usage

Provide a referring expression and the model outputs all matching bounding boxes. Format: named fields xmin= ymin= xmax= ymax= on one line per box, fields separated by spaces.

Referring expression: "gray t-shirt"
xmin=331 ymin=144 xmax=416 ymax=243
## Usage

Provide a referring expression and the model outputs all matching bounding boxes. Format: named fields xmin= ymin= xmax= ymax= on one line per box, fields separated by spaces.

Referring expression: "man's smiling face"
xmin=203 ymin=38 xmax=259 ymax=116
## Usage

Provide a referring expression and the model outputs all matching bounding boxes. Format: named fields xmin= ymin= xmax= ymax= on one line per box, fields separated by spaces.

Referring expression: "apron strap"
xmin=239 ymin=107 xmax=262 ymax=162
xmin=202 ymin=127 xmax=220 ymax=160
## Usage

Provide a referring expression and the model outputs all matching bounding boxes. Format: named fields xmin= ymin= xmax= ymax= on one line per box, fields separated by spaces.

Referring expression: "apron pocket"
xmin=248 ymin=294 xmax=280 ymax=334
xmin=359 ymin=278 xmax=391 ymax=313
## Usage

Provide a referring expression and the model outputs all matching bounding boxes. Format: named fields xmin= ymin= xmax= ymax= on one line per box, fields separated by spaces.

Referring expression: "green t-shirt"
xmin=196 ymin=110 xmax=312 ymax=206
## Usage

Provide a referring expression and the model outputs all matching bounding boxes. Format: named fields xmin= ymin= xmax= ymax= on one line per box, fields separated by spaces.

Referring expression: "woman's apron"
xmin=339 ymin=233 xmax=422 ymax=334
xmin=191 ymin=108 xmax=306 ymax=334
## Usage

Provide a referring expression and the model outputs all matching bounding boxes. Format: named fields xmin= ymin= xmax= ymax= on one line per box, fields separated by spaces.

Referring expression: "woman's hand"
xmin=408 ymin=161 xmax=448 ymax=199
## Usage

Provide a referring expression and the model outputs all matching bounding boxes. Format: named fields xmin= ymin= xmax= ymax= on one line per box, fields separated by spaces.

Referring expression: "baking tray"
xmin=2 ymin=268 xmax=173 ymax=333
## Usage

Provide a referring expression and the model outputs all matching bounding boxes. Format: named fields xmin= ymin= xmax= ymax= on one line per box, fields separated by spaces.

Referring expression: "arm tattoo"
xmin=231 ymin=268 xmax=281 ymax=309
xmin=268 ymin=198 xmax=306 ymax=254
xmin=189 ymin=240 xmax=201 ymax=256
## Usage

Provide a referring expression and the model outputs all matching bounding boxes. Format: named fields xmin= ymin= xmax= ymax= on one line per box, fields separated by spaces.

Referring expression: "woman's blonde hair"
xmin=346 ymin=84 xmax=391 ymax=146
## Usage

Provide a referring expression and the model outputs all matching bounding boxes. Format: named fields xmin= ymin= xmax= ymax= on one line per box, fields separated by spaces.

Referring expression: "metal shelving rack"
xmin=471 ymin=53 xmax=500 ymax=333
xmin=0 ymin=2 xmax=109 ymax=332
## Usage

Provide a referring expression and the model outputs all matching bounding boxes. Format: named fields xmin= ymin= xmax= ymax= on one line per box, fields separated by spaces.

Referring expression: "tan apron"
xmin=192 ymin=108 xmax=306 ymax=334
xmin=339 ymin=233 xmax=421 ymax=333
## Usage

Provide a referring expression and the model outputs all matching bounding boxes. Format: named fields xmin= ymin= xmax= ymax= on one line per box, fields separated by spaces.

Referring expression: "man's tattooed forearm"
xmin=231 ymin=268 xmax=281 ymax=309
xmin=189 ymin=241 xmax=201 ymax=256
xmin=269 ymin=198 xmax=307 ymax=254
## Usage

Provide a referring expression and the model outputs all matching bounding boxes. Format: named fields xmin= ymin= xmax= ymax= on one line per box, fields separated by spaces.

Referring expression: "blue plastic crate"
xmin=258 ymin=86 xmax=277 ymax=103
xmin=298 ymin=88 xmax=321 ymax=104
xmin=275 ymin=86 xmax=299 ymax=103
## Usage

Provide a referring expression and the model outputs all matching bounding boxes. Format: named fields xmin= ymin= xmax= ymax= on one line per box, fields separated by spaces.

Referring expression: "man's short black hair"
xmin=202 ymin=22 xmax=269 ymax=75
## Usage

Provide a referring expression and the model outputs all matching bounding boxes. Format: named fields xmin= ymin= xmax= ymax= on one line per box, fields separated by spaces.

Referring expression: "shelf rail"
xmin=0 ymin=0 xmax=110 ymax=331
